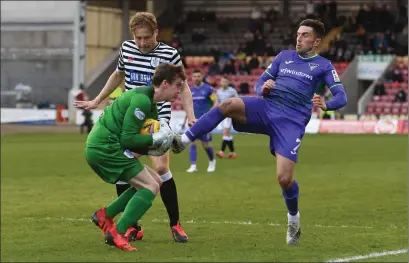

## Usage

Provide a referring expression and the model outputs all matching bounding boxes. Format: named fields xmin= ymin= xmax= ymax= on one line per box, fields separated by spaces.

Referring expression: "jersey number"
xmin=290 ymin=138 xmax=301 ymax=155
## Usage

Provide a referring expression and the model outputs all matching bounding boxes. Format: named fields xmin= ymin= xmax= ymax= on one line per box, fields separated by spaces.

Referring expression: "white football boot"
xmin=286 ymin=212 xmax=301 ymax=245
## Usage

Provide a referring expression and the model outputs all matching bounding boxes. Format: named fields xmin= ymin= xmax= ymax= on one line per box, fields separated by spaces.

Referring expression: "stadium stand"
xmin=168 ymin=0 xmax=407 ymax=116
xmin=365 ymin=56 xmax=408 ymax=117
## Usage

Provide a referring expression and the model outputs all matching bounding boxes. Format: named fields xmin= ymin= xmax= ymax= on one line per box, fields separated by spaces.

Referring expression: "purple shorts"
xmin=197 ymin=133 xmax=212 ymax=142
xmin=232 ymin=96 xmax=306 ymax=163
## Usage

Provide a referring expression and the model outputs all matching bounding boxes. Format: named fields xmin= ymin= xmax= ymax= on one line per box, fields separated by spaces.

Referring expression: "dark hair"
xmin=192 ymin=69 xmax=202 ymax=74
xmin=299 ymin=19 xmax=325 ymax=38
xmin=152 ymin=64 xmax=186 ymax=86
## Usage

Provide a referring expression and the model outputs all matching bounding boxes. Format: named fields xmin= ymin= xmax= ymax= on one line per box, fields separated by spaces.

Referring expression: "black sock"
xmin=227 ymin=140 xmax=235 ymax=152
xmin=221 ymin=140 xmax=228 ymax=151
xmin=115 ymin=183 xmax=140 ymax=229
xmin=160 ymin=178 xmax=179 ymax=227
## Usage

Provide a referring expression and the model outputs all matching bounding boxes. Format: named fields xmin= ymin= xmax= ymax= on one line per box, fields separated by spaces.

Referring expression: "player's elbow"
xmin=339 ymin=89 xmax=348 ymax=107
xmin=119 ymin=135 xmax=136 ymax=150
xmin=113 ymin=70 xmax=125 ymax=80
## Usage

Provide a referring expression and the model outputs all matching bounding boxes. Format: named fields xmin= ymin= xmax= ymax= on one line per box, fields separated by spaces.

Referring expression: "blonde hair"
xmin=129 ymin=12 xmax=157 ymax=34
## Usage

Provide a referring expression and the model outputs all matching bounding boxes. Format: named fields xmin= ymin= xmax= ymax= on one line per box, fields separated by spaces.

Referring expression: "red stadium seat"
xmin=401 ymin=106 xmax=408 ymax=115
xmin=383 ymin=82 xmax=392 ymax=89
xmin=392 ymin=82 xmax=400 ymax=89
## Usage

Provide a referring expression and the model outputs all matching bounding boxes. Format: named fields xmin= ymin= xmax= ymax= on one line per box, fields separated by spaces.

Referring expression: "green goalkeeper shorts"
xmin=85 ymin=124 xmax=144 ymax=184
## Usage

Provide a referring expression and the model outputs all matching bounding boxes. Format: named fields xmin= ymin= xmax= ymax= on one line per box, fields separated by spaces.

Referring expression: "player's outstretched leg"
xmin=173 ymin=107 xmax=226 ymax=153
xmin=105 ymin=166 xmax=161 ymax=251
xmin=115 ymin=182 xmax=144 ymax=241
xmin=186 ymin=142 xmax=198 ymax=172
xmin=276 ymin=154 xmax=301 ymax=245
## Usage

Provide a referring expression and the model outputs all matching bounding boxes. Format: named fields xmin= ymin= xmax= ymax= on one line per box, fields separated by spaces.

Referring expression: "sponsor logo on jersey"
xmin=130 ymin=71 xmax=152 ymax=84
xmin=280 ymin=68 xmax=313 ymax=80
xmin=332 ymin=70 xmax=340 ymax=82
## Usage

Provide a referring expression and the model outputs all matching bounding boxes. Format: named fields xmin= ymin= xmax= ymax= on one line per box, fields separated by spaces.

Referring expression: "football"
xmin=140 ymin=118 xmax=160 ymax=135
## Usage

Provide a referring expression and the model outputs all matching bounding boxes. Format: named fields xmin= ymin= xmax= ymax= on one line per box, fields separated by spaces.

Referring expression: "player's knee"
xmin=155 ymin=165 xmax=169 ymax=175
xmin=147 ymin=180 xmax=161 ymax=195
xmin=152 ymin=159 xmax=169 ymax=175
xmin=277 ymin=172 xmax=293 ymax=188
xmin=219 ymin=98 xmax=240 ymax=116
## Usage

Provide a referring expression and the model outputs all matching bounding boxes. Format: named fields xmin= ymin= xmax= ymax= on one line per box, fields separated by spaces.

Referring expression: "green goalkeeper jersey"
xmin=86 ymin=85 xmax=158 ymax=151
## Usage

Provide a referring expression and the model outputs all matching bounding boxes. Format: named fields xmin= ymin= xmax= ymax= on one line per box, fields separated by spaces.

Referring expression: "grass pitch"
xmin=1 ymin=132 xmax=407 ymax=262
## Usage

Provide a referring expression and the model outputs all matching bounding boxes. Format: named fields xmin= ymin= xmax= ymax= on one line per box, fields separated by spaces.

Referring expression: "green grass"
xmin=1 ymin=132 xmax=407 ymax=262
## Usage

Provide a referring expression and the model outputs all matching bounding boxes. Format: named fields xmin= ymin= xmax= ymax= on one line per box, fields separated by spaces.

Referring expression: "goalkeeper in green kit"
xmin=83 ymin=64 xmax=185 ymax=251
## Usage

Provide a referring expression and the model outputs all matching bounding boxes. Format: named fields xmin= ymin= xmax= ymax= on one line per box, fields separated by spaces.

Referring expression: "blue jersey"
xmin=191 ymin=83 xmax=216 ymax=118
xmin=261 ymin=50 xmax=342 ymax=118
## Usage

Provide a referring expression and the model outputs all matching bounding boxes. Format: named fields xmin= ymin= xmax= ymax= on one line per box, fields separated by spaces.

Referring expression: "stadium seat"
xmin=391 ymin=104 xmax=401 ymax=115
xmin=384 ymin=82 xmax=393 ymax=89
xmin=392 ymin=82 xmax=400 ymax=89
xmin=383 ymin=106 xmax=391 ymax=115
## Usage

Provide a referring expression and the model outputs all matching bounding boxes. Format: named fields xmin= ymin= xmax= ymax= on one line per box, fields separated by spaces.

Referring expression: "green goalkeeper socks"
xmin=116 ymin=188 xmax=156 ymax=234
xmin=105 ymin=187 xmax=136 ymax=218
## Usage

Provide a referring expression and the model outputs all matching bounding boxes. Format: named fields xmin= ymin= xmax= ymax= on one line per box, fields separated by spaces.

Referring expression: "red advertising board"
xmin=319 ymin=120 xmax=399 ymax=134
xmin=397 ymin=120 xmax=408 ymax=134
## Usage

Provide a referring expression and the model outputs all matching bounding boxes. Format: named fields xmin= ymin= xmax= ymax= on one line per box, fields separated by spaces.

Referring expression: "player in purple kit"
xmin=183 ymin=69 xmax=218 ymax=173
xmin=172 ymin=19 xmax=347 ymax=245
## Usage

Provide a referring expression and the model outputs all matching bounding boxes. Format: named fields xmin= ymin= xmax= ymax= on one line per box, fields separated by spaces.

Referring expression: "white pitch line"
xmin=23 ymin=217 xmax=375 ymax=229
xmin=327 ymin=248 xmax=408 ymax=262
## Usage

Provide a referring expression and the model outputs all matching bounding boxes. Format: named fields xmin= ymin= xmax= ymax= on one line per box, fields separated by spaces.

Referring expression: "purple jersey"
xmin=259 ymin=50 xmax=342 ymax=119
xmin=191 ymin=83 xmax=215 ymax=118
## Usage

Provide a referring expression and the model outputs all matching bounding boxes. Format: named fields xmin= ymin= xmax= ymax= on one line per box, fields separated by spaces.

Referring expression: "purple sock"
xmin=189 ymin=144 xmax=197 ymax=164
xmin=205 ymin=146 xmax=214 ymax=161
xmin=185 ymin=107 xmax=225 ymax=141
xmin=282 ymin=180 xmax=299 ymax=216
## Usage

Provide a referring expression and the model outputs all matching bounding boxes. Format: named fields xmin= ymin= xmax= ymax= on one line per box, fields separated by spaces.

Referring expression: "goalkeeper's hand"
xmin=150 ymin=131 xmax=175 ymax=156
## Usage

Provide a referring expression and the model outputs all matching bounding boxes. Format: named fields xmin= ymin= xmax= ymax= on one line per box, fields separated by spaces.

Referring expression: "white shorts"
xmin=221 ymin=118 xmax=232 ymax=129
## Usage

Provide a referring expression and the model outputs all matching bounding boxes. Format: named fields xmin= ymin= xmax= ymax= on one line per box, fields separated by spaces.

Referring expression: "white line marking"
xmin=23 ymin=217 xmax=375 ymax=229
xmin=327 ymin=249 xmax=408 ymax=262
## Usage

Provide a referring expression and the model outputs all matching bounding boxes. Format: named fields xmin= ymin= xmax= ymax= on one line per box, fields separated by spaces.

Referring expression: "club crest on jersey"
xmin=309 ymin=63 xmax=319 ymax=71
xmin=134 ymin=108 xmax=145 ymax=120
xmin=151 ymin=57 xmax=160 ymax=67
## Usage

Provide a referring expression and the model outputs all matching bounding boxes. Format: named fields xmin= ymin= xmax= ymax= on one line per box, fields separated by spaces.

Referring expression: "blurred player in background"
xmin=183 ymin=69 xmax=218 ymax=173
xmin=74 ymin=12 xmax=195 ymax=243
xmin=172 ymin=19 xmax=347 ymax=245
xmin=86 ymin=64 xmax=184 ymax=251
xmin=216 ymin=76 xmax=238 ymax=159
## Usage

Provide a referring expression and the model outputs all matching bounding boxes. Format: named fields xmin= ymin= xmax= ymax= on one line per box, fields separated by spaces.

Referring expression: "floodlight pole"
xmin=68 ymin=0 xmax=87 ymax=124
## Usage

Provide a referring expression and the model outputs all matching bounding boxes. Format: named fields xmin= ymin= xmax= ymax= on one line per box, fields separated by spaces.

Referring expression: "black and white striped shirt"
xmin=116 ymin=40 xmax=182 ymax=122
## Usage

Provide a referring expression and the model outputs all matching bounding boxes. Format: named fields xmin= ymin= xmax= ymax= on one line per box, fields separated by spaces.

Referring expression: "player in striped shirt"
xmin=74 ymin=12 xmax=195 ymax=243
xmin=215 ymin=76 xmax=238 ymax=159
